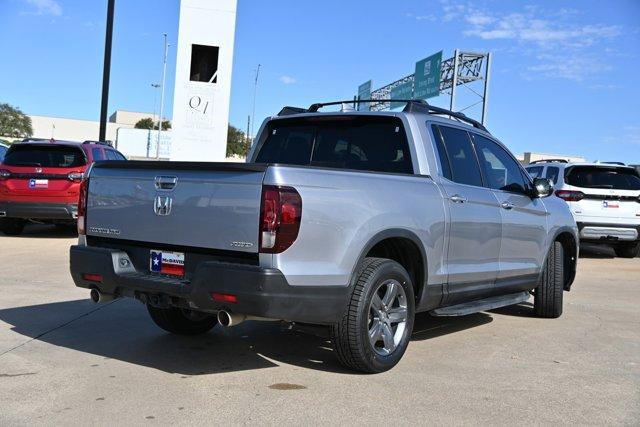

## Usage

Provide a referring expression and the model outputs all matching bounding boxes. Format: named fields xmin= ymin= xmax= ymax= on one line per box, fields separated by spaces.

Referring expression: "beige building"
xmin=28 ymin=110 xmax=156 ymax=143
xmin=517 ymin=152 xmax=586 ymax=165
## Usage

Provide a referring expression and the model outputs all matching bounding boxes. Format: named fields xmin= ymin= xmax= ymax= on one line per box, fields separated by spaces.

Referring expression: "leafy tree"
xmin=134 ymin=117 xmax=155 ymax=129
xmin=226 ymin=124 xmax=250 ymax=157
xmin=134 ymin=118 xmax=172 ymax=130
xmin=0 ymin=103 xmax=33 ymax=138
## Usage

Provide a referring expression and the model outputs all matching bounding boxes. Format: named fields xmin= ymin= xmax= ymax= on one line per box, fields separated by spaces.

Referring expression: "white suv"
xmin=526 ymin=160 xmax=640 ymax=258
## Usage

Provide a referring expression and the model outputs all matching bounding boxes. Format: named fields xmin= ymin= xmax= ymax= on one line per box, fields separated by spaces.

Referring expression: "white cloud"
xmin=22 ymin=0 xmax=62 ymax=16
xmin=279 ymin=75 xmax=296 ymax=85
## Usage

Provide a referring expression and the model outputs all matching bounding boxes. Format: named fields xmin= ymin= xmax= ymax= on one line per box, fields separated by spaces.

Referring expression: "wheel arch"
xmin=351 ymin=229 xmax=428 ymax=304
xmin=552 ymin=227 xmax=578 ymax=291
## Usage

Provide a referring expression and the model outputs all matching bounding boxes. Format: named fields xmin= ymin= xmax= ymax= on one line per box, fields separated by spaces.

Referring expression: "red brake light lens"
xmin=77 ymin=177 xmax=90 ymax=235
xmin=259 ymin=186 xmax=302 ymax=253
xmin=555 ymin=190 xmax=584 ymax=202
xmin=211 ymin=293 xmax=237 ymax=303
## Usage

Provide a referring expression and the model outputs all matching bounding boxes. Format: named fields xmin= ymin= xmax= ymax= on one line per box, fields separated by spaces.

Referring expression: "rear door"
xmin=86 ymin=162 xmax=267 ymax=253
xmin=472 ymin=134 xmax=548 ymax=290
xmin=431 ymin=124 xmax=502 ymax=304
xmin=564 ymin=166 xmax=640 ymax=223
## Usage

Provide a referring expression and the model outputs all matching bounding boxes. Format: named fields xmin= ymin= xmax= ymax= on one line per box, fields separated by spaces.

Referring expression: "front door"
xmin=472 ymin=134 xmax=548 ymax=294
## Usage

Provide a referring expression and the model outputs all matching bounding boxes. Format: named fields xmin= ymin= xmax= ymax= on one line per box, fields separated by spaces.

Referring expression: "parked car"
xmin=526 ymin=160 xmax=640 ymax=258
xmin=0 ymin=142 xmax=8 ymax=162
xmin=0 ymin=139 xmax=126 ymax=235
xmin=70 ymin=100 xmax=578 ymax=373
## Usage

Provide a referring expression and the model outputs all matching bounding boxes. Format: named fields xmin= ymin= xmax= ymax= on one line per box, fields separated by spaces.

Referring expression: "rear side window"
xmin=0 ymin=145 xmax=7 ymax=161
xmin=106 ymin=150 xmax=126 ymax=160
xmin=526 ymin=166 xmax=543 ymax=178
xmin=434 ymin=125 xmax=483 ymax=187
xmin=545 ymin=166 xmax=560 ymax=184
xmin=565 ymin=166 xmax=640 ymax=190
xmin=3 ymin=145 xmax=86 ymax=168
xmin=255 ymin=117 xmax=413 ymax=174
xmin=92 ymin=148 xmax=106 ymax=161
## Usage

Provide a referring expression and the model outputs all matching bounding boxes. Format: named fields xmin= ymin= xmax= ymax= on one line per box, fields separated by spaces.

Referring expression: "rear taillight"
xmin=68 ymin=172 xmax=84 ymax=182
xmin=555 ymin=190 xmax=584 ymax=202
xmin=77 ymin=176 xmax=90 ymax=235
xmin=259 ymin=185 xmax=302 ymax=253
xmin=0 ymin=169 xmax=10 ymax=180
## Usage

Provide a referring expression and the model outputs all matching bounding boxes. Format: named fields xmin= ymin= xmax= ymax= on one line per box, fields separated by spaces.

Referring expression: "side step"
xmin=430 ymin=291 xmax=530 ymax=317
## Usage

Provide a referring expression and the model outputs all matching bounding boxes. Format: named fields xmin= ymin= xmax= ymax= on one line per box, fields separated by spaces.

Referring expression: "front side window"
xmin=255 ymin=117 xmax=413 ymax=174
xmin=435 ymin=125 xmax=483 ymax=187
xmin=473 ymin=134 xmax=527 ymax=194
xmin=106 ymin=150 xmax=126 ymax=161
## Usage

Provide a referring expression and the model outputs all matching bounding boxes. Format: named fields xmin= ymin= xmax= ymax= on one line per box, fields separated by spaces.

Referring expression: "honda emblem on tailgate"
xmin=154 ymin=195 xmax=173 ymax=216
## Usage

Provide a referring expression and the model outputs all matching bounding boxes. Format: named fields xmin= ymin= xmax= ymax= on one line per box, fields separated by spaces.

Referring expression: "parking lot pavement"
xmin=0 ymin=225 xmax=638 ymax=425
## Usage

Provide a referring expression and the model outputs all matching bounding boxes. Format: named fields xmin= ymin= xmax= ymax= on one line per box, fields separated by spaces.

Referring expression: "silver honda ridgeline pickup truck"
xmin=70 ymin=100 xmax=578 ymax=373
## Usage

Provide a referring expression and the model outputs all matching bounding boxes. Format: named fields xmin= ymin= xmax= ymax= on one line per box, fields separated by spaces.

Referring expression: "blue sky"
xmin=1 ymin=0 xmax=639 ymax=162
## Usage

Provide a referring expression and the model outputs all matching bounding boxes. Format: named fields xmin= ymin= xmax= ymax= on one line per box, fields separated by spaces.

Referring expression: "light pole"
xmin=99 ymin=0 xmax=115 ymax=142
xmin=250 ymin=64 xmax=261 ymax=141
xmin=156 ymin=33 xmax=169 ymax=159
xmin=150 ymin=83 xmax=160 ymax=127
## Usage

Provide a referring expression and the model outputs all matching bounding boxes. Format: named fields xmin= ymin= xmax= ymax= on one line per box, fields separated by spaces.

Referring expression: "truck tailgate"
xmin=86 ymin=162 xmax=267 ymax=252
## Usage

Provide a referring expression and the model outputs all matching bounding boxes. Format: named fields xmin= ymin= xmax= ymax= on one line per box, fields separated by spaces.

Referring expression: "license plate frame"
xmin=149 ymin=250 xmax=185 ymax=277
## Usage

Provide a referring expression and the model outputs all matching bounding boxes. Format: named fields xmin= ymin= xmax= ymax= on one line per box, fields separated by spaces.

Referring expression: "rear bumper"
xmin=70 ymin=245 xmax=350 ymax=325
xmin=577 ymin=222 xmax=640 ymax=242
xmin=0 ymin=201 xmax=77 ymax=220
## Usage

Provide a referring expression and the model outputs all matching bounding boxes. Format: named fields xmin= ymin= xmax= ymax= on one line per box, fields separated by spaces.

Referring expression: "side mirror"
xmin=532 ymin=178 xmax=554 ymax=198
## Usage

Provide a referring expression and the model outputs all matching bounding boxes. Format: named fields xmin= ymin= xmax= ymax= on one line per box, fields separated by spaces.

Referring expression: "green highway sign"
xmin=357 ymin=80 xmax=372 ymax=111
xmin=390 ymin=81 xmax=413 ymax=109
xmin=414 ymin=51 xmax=442 ymax=100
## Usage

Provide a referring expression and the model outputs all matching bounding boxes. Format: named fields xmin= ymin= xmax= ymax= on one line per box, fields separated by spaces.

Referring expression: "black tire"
xmin=147 ymin=305 xmax=217 ymax=335
xmin=0 ymin=218 xmax=26 ymax=236
xmin=613 ymin=243 xmax=640 ymax=258
xmin=534 ymin=241 xmax=564 ymax=318
xmin=331 ymin=257 xmax=415 ymax=373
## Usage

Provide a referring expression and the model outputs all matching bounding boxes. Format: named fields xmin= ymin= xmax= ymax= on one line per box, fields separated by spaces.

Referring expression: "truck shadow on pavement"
xmin=0 ymin=299 xmax=492 ymax=375
xmin=2 ymin=224 xmax=77 ymax=239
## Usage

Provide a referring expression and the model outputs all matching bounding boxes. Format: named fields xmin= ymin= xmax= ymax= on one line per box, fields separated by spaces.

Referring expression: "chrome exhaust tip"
xmin=217 ymin=310 xmax=246 ymax=327
xmin=90 ymin=289 xmax=115 ymax=303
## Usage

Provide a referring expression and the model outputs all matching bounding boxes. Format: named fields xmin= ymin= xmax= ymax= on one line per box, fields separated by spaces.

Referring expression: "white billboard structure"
xmin=115 ymin=128 xmax=172 ymax=159
xmin=170 ymin=0 xmax=237 ymax=161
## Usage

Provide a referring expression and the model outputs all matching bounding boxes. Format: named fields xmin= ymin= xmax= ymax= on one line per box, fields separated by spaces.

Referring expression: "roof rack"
xmin=279 ymin=99 xmax=488 ymax=132
xmin=528 ymin=159 xmax=569 ymax=165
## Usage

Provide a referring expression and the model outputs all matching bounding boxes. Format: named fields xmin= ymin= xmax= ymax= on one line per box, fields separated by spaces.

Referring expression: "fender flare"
xmin=541 ymin=226 xmax=579 ymax=291
xmin=348 ymin=228 xmax=428 ymax=298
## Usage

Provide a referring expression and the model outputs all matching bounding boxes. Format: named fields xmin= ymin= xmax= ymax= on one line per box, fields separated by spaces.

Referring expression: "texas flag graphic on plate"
xmin=150 ymin=250 xmax=185 ymax=276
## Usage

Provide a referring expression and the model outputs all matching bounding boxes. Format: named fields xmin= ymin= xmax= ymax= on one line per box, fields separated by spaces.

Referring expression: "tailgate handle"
xmin=155 ymin=176 xmax=178 ymax=190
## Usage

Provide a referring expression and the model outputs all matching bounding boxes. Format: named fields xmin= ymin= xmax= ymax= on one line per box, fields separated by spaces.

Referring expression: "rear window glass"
xmin=3 ymin=145 xmax=86 ymax=168
xmin=545 ymin=166 xmax=560 ymax=184
xmin=255 ymin=117 xmax=413 ymax=174
xmin=565 ymin=166 xmax=640 ymax=190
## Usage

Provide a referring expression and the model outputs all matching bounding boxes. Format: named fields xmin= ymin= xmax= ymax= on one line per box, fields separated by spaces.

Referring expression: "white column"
xmin=171 ymin=0 xmax=237 ymax=161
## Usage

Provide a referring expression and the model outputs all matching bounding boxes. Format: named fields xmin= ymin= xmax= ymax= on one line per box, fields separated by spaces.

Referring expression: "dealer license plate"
xmin=149 ymin=250 xmax=185 ymax=277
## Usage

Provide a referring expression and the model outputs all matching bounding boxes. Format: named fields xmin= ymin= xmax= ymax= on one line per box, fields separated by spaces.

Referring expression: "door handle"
xmin=501 ymin=202 xmax=515 ymax=210
xmin=450 ymin=195 xmax=467 ymax=204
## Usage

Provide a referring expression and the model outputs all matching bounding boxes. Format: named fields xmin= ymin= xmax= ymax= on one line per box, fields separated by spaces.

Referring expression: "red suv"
xmin=0 ymin=139 xmax=126 ymax=235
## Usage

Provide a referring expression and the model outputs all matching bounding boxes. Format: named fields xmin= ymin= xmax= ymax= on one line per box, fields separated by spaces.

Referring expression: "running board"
xmin=430 ymin=291 xmax=530 ymax=317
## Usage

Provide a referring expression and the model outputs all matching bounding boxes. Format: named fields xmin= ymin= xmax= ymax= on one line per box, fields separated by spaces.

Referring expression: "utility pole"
xmin=99 ymin=0 xmax=115 ymax=142
xmin=250 ymin=64 xmax=261 ymax=140
xmin=156 ymin=33 xmax=169 ymax=159
xmin=246 ymin=114 xmax=251 ymax=150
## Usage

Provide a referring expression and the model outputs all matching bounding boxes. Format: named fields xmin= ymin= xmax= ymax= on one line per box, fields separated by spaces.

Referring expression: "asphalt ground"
xmin=0 ymin=224 xmax=638 ymax=425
